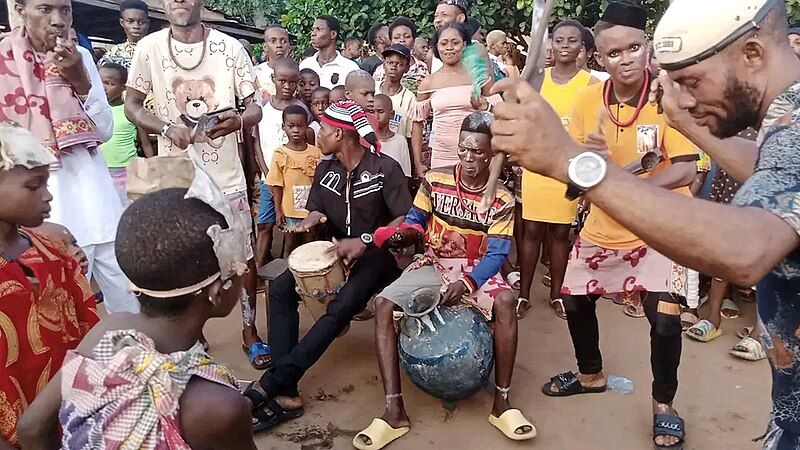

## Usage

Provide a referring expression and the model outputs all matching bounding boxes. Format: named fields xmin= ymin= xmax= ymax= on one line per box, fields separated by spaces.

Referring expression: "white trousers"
xmin=84 ymin=241 xmax=140 ymax=314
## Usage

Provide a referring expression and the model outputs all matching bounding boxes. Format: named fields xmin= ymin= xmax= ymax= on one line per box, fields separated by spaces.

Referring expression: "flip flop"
xmin=542 ymin=371 xmax=607 ymax=397
xmin=610 ymin=292 xmax=629 ymax=306
xmin=730 ymin=337 xmax=767 ymax=361
xmin=653 ymin=413 xmax=686 ymax=450
xmin=354 ymin=309 xmax=375 ymax=321
xmin=506 ymin=271 xmax=521 ymax=291
xmin=680 ymin=311 xmax=698 ymax=331
xmin=550 ymin=298 xmax=567 ymax=320
xmin=515 ymin=297 xmax=531 ymax=319
xmin=624 ymin=302 xmax=645 ymax=318
xmin=242 ymin=342 xmax=273 ymax=370
xmin=685 ymin=319 xmax=723 ymax=342
xmin=251 ymin=397 xmax=304 ymax=432
xmin=353 ymin=418 xmax=409 ymax=450
xmin=720 ymin=298 xmax=740 ymax=319
xmin=737 ymin=326 xmax=754 ymax=339
xmin=488 ymin=409 xmax=537 ymax=441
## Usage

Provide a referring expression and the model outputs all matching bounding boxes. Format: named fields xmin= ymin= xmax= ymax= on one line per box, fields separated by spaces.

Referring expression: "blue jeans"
xmin=257 ymin=180 xmax=275 ymax=224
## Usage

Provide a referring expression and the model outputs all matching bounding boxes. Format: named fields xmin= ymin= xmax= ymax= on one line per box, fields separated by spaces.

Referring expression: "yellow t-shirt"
xmin=264 ymin=145 xmax=322 ymax=219
xmin=522 ymin=68 xmax=596 ymax=223
xmin=569 ymin=82 xmax=699 ymax=249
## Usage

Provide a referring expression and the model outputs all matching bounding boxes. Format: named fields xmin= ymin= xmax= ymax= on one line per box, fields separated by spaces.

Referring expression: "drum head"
xmin=287 ymin=240 xmax=339 ymax=271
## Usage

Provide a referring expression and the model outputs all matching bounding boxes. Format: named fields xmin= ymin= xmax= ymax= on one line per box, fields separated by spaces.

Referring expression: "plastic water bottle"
xmin=607 ymin=375 xmax=633 ymax=394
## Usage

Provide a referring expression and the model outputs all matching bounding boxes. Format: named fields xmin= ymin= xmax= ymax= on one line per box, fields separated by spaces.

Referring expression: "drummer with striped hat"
xmin=243 ymin=100 xmax=412 ymax=431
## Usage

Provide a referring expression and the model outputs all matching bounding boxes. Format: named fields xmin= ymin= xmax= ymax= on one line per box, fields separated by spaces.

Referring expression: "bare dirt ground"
xmin=200 ymin=269 xmax=771 ymax=450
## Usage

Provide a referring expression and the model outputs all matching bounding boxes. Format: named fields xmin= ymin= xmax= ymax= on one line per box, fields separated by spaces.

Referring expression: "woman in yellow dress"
xmin=518 ymin=20 xmax=598 ymax=319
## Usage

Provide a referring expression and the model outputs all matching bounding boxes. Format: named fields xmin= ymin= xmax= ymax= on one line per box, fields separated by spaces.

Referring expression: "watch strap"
xmin=565 ymin=182 xmax=583 ymax=201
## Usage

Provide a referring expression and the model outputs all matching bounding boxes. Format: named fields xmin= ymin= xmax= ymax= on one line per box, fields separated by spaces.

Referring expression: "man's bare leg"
xmin=354 ymin=297 xmax=409 ymax=447
xmin=374 ymin=297 xmax=411 ymax=428
xmin=491 ymin=292 xmax=518 ymax=416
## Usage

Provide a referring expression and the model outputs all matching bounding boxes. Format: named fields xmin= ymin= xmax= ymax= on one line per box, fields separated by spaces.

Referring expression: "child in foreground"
xmin=0 ymin=124 xmax=99 ymax=449
xmin=17 ymin=187 xmax=257 ymax=450
xmin=266 ymin=105 xmax=322 ymax=257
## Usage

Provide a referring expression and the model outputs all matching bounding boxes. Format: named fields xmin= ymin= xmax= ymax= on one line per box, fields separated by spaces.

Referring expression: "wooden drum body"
xmin=287 ymin=241 xmax=347 ymax=321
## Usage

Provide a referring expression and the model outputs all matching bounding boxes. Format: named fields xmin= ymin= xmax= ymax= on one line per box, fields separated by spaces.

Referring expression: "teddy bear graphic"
xmin=171 ymin=76 xmax=225 ymax=150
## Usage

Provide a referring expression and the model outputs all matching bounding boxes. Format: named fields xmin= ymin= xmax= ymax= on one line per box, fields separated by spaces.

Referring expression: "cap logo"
xmin=654 ymin=37 xmax=682 ymax=54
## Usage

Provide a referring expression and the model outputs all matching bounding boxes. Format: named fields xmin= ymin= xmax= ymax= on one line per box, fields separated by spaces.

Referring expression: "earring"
xmin=222 ymin=280 xmax=232 ymax=290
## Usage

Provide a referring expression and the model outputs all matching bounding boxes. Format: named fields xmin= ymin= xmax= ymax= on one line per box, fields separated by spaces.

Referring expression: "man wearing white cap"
xmin=489 ymin=0 xmax=800 ymax=448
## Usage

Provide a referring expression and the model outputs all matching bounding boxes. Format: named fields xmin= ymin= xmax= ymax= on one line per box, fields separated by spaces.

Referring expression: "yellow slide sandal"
xmin=353 ymin=418 xmax=409 ymax=450
xmin=489 ymin=409 xmax=537 ymax=441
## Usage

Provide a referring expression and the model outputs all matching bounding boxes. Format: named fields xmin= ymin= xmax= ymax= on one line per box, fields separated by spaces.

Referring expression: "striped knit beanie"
xmin=321 ymin=100 xmax=381 ymax=153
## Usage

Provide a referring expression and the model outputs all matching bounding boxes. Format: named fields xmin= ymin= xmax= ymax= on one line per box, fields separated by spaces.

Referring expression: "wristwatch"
xmin=360 ymin=233 xmax=375 ymax=248
xmin=160 ymin=123 xmax=173 ymax=138
xmin=565 ymin=151 xmax=608 ymax=200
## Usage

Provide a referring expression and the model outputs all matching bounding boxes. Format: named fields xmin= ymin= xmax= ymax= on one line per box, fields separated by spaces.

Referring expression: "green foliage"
xmin=275 ymin=0 xmax=800 ymax=54
xmin=280 ymin=0 xmax=436 ymax=54
xmin=789 ymin=0 xmax=800 ymax=24
xmin=204 ymin=0 xmax=284 ymax=28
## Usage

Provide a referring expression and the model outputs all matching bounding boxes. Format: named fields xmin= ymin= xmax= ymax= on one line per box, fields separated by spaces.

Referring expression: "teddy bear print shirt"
xmin=128 ymin=28 xmax=257 ymax=195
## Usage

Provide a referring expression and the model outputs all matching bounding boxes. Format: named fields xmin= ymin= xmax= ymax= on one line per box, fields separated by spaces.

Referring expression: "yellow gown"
xmin=522 ymin=68 xmax=595 ymax=223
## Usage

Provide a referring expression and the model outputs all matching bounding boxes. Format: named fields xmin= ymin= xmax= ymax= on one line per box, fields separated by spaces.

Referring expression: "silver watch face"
xmin=361 ymin=233 xmax=374 ymax=244
xmin=571 ymin=153 xmax=606 ymax=188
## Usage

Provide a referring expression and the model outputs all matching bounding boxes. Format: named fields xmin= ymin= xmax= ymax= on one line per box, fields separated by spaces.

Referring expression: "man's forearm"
xmin=388 ymin=216 xmax=405 ymax=228
xmin=125 ymin=95 xmax=168 ymax=134
xmin=582 ymin=163 xmax=798 ymax=285
xmin=241 ymin=100 xmax=262 ymax=129
xmin=137 ymin=127 xmax=155 ymax=158
xmin=643 ymin=161 xmax=695 ymax=190
xmin=679 ymin=125 xmax=757 ymax=183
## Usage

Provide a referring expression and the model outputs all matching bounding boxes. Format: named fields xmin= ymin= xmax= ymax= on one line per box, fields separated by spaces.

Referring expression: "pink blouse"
xmin=413 ymin=85 xmax=500 ymax=169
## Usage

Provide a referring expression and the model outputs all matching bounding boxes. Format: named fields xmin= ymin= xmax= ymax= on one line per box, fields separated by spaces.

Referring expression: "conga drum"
xmin=287 ymin=241 xmax=347 ymax=321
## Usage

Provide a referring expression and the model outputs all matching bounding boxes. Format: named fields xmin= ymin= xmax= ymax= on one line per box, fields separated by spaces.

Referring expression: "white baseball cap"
xmin=654 ymin=0 xmax=779 ymax=70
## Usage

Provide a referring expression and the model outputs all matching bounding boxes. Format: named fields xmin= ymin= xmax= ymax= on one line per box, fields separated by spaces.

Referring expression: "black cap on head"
xmin=438 ymin=0 xmax=468 ymax=16
xmin=790 ymin=27 xmax=800 ymax=36
xmin=382 ymin=43 xmax=411 ymax=61
xmin=600 ymin=0 xmax=647 ymax=31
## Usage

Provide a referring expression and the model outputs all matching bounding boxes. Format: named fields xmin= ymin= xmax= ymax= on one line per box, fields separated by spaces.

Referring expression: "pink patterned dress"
xmin=59 ymin=330 xmax=239 ymax=449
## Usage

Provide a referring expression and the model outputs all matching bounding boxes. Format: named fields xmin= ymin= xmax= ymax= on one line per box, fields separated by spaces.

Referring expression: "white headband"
xmin=126 ymin=158 xmax=251 ymax=300
xmin=130 ymin=272 xmax=221 ymax=298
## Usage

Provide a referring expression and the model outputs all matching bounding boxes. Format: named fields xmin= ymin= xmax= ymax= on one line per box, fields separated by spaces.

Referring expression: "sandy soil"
xmin=201 ymin=271 xmax=771 ymax=450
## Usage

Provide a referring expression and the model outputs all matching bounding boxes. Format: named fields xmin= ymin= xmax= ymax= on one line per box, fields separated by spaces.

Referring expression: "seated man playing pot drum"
xmin=353 ymin=112 xmax=536 ymax=450
xmin=244 ymin=100 xmax=412 ymax=431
